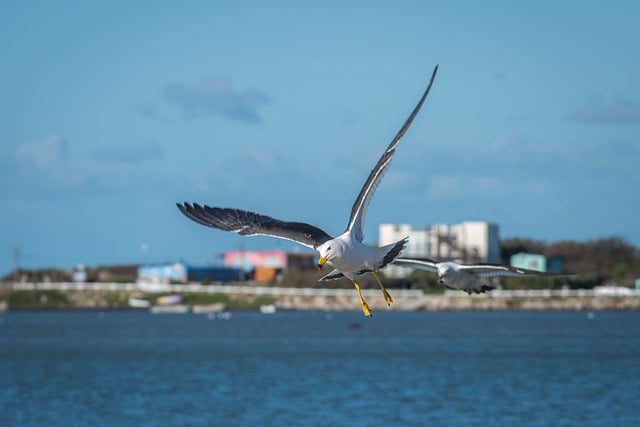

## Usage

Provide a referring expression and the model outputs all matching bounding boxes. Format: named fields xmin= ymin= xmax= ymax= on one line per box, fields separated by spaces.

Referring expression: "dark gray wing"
xmin=177 ymin=203 xmax=333 ymax=249
xmin=318 ymin=269 xmax=345 ymax=281
xmin=347 ymin=65 xmax=439 ymax=242
xmin=318 ymin=269 xmax=371 ymax=281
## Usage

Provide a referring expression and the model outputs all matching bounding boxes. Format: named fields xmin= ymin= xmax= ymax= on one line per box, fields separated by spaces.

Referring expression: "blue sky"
xmin=2 ymin=1 xmax=639 ymax=275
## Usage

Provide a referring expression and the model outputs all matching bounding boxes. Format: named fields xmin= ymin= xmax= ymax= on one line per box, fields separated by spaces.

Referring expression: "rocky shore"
xmin=276 ymin=294 xmax=640 ymax=312
xmin=2 ymin=287 xmax=640 ymax=312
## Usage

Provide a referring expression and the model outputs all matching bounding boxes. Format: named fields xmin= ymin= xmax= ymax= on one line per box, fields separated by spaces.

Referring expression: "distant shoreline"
xmin=1 ymin=282 xmax=639 ymax=312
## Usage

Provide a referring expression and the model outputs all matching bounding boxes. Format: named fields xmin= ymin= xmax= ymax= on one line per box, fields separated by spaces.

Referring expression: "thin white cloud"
xmin=162 ymin=77 xmax=272 ymax=123
xmin=569 ymin=96 xmax=640 ymax=124
xmin=191 ymin=144 xmax=315 ymax=195
xmin=9 ymin=134 xmax=85 ymax=192
xmin=426 ymin=175 xmax=550 ymax=201
xmin=15 ymin=134 xmax=68 ymax=167
xmin=388 ymin=133 xmax=640 ymax=220
xmin=2 ymin=135 xmax=178 ymax=202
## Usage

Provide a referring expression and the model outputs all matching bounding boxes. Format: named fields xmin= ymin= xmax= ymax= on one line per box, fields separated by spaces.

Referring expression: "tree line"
xmin=501 ymin=236 xmax=640 ymax=287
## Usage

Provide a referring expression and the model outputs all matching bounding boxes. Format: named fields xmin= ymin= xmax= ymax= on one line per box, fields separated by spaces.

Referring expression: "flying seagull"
xmin=392 ymin=257 xmax=564 ymax=294
xmin=177 ymin=65 xmax=438 ymax=317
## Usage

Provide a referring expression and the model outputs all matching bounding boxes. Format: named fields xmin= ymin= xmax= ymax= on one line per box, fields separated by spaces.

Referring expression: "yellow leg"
xmin=373 ymin=271 xmax=393 ymax=306
xmin=353 ymin=280 xmax=372 ymax=317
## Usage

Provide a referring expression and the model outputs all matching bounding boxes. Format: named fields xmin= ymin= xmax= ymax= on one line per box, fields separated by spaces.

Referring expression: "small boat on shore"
xmin=259 ymin=304 xmax=276 ymax=314
xmin=150 ymin=304 xmax=189 ymax=314
xmin=128 ymin=297 xmax=151 ymax=308
xmin=192 ymin=303 xmax=225 ymax=314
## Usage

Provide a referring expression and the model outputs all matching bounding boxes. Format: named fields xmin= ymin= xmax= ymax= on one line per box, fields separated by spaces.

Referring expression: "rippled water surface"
xmin=1 ymin=310 xmax=639 ymax=426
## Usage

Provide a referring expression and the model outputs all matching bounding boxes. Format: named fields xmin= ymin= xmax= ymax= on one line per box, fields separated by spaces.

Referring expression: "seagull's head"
xmin=437 ymin=263 xmax=454 ymax=283
xmin=316 ymin=241 xmax=341 ymax=270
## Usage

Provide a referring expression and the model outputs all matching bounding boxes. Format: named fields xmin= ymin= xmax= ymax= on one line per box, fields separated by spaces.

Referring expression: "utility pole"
xmin=13 ymin=246 xmax=21 ymax=283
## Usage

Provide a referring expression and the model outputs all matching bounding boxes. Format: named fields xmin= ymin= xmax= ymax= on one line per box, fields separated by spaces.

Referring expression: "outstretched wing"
xmin=392 ymin=257 xmax=439 ymax=273
xmin=177 ymin=203 xmax=333 ymax=249
xmin=346 ymin=65 xmax=439 ymax=242
xmin=458 ymin=263 xmax=565 ymax=278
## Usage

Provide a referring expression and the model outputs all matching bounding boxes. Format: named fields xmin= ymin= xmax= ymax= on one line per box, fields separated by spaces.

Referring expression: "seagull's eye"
xmin=327 ymin=246 xmax=332 ymax=251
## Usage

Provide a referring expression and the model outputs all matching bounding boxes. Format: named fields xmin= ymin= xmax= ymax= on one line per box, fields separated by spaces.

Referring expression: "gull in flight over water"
xmin=177 ymin=65 xmax=438 ymax=317
xmin=393 ymin=257 xmax=564 ymax=294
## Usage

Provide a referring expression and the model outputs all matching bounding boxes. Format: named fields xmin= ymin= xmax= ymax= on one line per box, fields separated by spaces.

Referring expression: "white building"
xmin=379 ymin=221 xmax=501 ymax=278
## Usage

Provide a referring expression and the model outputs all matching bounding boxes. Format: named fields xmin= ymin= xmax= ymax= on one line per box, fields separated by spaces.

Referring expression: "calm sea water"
xmin=1 ymin=310 xmax=638 ymax=427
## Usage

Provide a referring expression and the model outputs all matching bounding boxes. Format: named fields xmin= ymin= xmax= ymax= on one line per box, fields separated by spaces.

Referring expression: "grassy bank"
xmin=0 ymin=289 xmax=277 ymax=311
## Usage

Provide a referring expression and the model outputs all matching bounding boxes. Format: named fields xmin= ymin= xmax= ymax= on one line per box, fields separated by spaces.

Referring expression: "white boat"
xmin=128 ymin=297 xmax=151 ymax=308
xmin=150 ymin=304 xmax=189 ymax=314
xmin=192 ymin=303 xmax=225 ymax=314
xmin=259 ymin=304 xmax=276 ymax=314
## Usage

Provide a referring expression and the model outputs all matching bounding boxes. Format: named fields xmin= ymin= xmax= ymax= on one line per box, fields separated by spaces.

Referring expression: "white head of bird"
xmin=437 ymin=262 xmax=457 ymax=283
xmin=316 ymin=240 xmax=343 ymax=270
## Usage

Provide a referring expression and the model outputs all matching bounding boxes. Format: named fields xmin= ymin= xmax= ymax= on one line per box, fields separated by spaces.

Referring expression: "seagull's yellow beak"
xmin=438 ymin=273 xmax=444 ymax=283
xmin=317 ymin=256 xmax=327 ymax=270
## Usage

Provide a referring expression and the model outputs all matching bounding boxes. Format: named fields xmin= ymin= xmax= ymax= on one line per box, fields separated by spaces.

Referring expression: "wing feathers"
xmin=393 ymin=257 xmax=567 ymax=279
xmin=458 ymin=264 xmax=563 ymax=278
xmin=177 ymin=203 xmax=333 ymax=249
xmin=346 ymin=65 xmax=439 ymax=242
xmin=392 ymin=257 xmax=439 ymax=273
